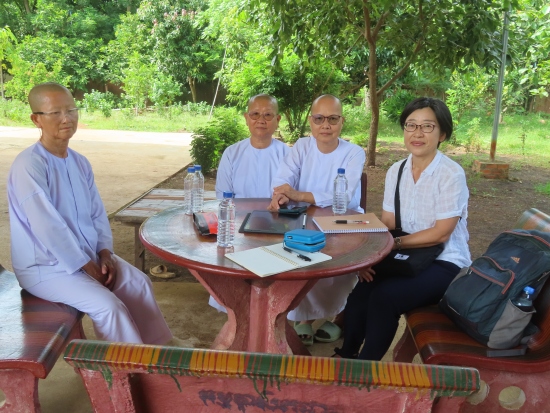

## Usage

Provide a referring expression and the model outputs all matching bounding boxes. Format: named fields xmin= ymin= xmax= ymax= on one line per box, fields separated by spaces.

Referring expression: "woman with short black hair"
xmin=335 ymin=97 xmax=471 ymax=360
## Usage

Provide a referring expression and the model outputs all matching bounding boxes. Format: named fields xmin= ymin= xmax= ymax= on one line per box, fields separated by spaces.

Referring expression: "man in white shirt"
xmin=8 ymin=82 xmax=177 ymax=345
xmin=215 ymin=94 xmax=289 ymax=198
xmin=210 ymin=94 xmax=289 ymax=311
xmin=270 ymin=94 xmax=366 ymax=345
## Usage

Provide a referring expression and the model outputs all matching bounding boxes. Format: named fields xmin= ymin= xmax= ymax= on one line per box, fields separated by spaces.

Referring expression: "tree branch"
xmin=371 ymin=11 xmax=390 ymax=41
xmin=377 ymin=38 xmax=424 ymax=97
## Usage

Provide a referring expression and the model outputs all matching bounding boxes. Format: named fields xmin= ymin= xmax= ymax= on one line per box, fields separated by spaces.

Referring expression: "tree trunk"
xmin=23 ymin=0 xmax=31 ymax=14
xmin=188 ymin=77 xmax=197 ymax=103
xmin=364 ymin=87 xmax=371 ymax=112
xmin=366 ymin=37 xmax=379 ymax=167
xmin=1 ymin=68 xmax=4 ymax=99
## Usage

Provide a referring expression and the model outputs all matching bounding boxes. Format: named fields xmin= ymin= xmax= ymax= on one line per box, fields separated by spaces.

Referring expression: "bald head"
xmin=28 ymin=83 xmax=73 ymax=112
xmin=311 ymin=94 xmax=342 ymax=115
xmin=247 ymin=94 xmax=279 ymax=113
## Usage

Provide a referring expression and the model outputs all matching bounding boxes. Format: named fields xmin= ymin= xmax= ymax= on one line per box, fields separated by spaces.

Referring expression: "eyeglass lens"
xmin=404 ymin=123 xmax=435 ymax=133
xmin=248 ymin=112 xmax=275 ymax=121
xmin=36 ymin=108 xmax=80 ymax=119
xmin=311 ymin=115 xmax=342 ymax=125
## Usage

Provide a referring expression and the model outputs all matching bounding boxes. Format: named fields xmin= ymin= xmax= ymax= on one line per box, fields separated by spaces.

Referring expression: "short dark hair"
xmin=399 ymin=97 xmax=453 ymax=144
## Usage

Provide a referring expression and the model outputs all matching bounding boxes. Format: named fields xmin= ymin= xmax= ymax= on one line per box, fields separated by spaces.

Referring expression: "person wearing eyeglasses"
xmin=268 ymin=94 xmax=366 ymax=346
xmin=210 ymin=94 xmax=289 ymax=312
xmin=214 ymin=94 xmax=289 ymax=199
xmin=7 ymin=82 xmax=182 ymax=345
xmin=334 ymin=97 xmax=471 ymax=360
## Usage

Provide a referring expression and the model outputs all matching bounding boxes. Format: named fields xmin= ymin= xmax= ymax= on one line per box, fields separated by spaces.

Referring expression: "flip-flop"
xmin=314 ymin=321 xmax=342 ymax=343
xmin=149 ymin=264 xmax=176 ymax=279
xmin=294 ymin=322 xmax=314 ymax=346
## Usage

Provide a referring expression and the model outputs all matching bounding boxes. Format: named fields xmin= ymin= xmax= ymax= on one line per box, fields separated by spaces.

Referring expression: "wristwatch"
xmin=394 ymin=236 xmax=402 ymax=250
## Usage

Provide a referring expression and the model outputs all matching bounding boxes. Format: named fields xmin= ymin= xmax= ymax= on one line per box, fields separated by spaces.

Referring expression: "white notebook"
xmin=225 ymin=243 xmax=332 ymax=278
xmin=312 ymin=213 xmax=388 ymax=234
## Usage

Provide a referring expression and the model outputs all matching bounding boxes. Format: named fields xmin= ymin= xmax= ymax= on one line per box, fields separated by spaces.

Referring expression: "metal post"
xmin=490 ymin=8 xmax=511 ymax=161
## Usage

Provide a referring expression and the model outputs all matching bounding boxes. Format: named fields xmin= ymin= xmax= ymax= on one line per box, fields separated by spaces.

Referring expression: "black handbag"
xmin=372 ymin=160 xmax=444 ymax=277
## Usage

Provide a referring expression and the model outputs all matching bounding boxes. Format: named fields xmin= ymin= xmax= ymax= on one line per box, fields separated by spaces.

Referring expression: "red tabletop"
xmin=140 ymin=198 xmax=393 ymax=355
xmin=140 ymin=198 xmax=393 ymax=279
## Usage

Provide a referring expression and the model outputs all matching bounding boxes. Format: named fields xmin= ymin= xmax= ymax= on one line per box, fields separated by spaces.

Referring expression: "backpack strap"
xmin=394 ymin=159 xmax=407 ymax=231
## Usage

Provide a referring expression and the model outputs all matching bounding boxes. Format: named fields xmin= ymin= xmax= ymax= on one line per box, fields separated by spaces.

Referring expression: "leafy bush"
xmin=190 ymin=107 xmax=248 ymax=173
xmin=342 ymin=103 xmax=371 ymax=136
xmin=382 ymin=89 xmax=416 ymax=123
xmin=0 ymin=98 xmax=32 ymax=124
xmin=82 ymin=90 xmax=117 ymax=117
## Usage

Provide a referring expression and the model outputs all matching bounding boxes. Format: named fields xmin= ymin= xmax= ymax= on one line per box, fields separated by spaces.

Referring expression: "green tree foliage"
xmin=206 ymin=0 xmax=347 ymax=141
xmin=122 ymin=52 xmax=155 ymax=114
xmin=251 ymin=0 xmax=508 ymax=166
xmin=109 ymin=0 xmax=221 ymax=103
xmin=506 ymin=1 xmax=550 ymax=111
xmin=0 ymin=26 xmax=17 ymax=99
xmin=5 ymin=58 xmax=70 ymax=101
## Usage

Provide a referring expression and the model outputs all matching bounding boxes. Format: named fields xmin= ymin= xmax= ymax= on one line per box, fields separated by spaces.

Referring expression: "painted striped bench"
xmin=393 ymin=208 xmax=550 ymax=412
xmin=0 ymin=265 xmax=85 ymax=412
xmin=64 ymin=339 xmax=479 ymax=413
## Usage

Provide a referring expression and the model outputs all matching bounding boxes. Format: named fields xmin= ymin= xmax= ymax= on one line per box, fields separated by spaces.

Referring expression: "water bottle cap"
xmin=187 ymin=166 xmax=195 ymax=173
xmin=223 ymin=191 xmax=233 ymax=198
xmin=337 ymin=168 xmax=345 ymax=174
xmin=194 ymin=165 xmax=202 ymax=171
xmin=525 ymin=286 xmax=535 ymax=295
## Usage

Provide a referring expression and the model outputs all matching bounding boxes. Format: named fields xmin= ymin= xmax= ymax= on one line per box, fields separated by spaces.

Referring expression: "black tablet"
xmin=239 ymin=210 xmax=304 ymax=234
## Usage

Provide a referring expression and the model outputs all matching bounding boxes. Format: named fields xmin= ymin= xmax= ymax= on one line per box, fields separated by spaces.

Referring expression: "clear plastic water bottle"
xmin=217 ymin=192 xmax=236 ymax=247
xmin=183 ymin=166 xmax=195 ymax=215
xmin=512 ymin=286 xmax=535 ymax=312
xmin=192 ymin=165 xmax=204 ymax=213
xmin=332 ymin=167 xmax=348 ymax=215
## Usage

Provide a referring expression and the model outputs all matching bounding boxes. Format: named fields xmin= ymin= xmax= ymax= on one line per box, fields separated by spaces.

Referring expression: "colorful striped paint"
xmin=64 ymin=340 xmax=479 ymax=398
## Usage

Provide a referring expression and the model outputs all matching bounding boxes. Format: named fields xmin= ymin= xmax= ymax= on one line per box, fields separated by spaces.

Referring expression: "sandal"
xmin=294 ymin=322 xmax=314 ymax=346
xmin=314 ymin=321 xmax=342 ymax=343
xmin=149 ymin=264 xmax=176 ymax=279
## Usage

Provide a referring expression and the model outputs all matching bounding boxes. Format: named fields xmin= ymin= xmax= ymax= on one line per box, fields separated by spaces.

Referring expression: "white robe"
xmin=272 ymin=136 xmax=366 ymax=321
xmin=8 ymin=142 xmax=172 ymax=344
xmin=215 ymin=138 xmax=289 ymax=199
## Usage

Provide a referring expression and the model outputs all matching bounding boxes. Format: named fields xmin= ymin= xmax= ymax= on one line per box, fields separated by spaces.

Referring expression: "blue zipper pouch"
xmin=284 ymin=229 xmax=326 ymax=253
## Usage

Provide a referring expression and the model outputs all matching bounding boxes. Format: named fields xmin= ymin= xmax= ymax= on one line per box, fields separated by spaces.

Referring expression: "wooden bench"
xmin=393 ymin=208 xmax=550 ymax=412
xmin=0 ymin=264 xmax=85 ymax=412
xmin=112 ymin=188 xmax=217 ymax=272
xmin=64 ymin=339 xmax=479 ymax=413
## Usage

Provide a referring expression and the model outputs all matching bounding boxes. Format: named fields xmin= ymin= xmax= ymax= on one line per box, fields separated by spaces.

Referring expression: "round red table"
xmin=140 ymin=198 xmax=393 ymax=355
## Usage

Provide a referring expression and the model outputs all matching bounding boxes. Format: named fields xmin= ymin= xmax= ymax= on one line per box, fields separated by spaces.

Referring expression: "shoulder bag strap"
xmin=394 ymin=159 xmax=407 ymax=231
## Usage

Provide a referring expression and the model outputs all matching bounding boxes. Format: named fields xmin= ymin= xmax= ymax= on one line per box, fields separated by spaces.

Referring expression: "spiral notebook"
xmin=225 ymin=243 xmax=332 ymax=277
xmin=312 ymin=213 xmax=388 ymax=234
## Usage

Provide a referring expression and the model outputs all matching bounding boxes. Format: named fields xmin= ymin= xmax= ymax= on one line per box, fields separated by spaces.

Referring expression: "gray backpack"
xmin=439 ymin=230 xmax=550 ymax=354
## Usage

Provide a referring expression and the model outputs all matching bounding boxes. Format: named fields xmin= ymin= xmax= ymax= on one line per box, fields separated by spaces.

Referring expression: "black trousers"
xmin=337 ymin=260 xmax=460 ymax=360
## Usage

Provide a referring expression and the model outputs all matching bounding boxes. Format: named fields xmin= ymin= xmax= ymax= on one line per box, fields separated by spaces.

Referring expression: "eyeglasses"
xmin=310 ymin=115 xmax=343 ymax=125
xmin=33 ymin=108 xmax=80 ymax=119
xmin=247 ymin=112 xmax=276 ymax=121
xmin=403 ymin=122 xmax=437 ymax=133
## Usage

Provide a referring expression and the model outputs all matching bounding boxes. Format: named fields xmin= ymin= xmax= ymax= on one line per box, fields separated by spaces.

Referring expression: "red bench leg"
xmin=0 ymin=370 xmax=40 ymax=413
xmin=393 ymin=327 xmax=418 ymax=362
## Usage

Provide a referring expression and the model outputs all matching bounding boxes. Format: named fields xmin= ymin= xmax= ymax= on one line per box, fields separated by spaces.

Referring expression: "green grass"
xmin=78 ymin=109 xmax=213 ymax=132
xmin=535 ymin=182 xmax=550 ymax=196
xmin=1 ymin=98 xmax=549 ymax=168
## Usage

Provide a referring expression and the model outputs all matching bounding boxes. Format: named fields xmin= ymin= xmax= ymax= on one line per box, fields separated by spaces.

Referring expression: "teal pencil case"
xmin=283 ymin=229 xmax=326 ymax=253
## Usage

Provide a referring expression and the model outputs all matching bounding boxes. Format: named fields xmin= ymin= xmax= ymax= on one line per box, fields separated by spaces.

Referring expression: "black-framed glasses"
xmin=33 ymin=108 xmax=80 ymax=119
xmin=247 ymin=111 xmax=276 ymax=121
xmin=310 ymin=115 xmax=343 ymax=125
xmin=403 ymin=122 xmax=437 ymax=133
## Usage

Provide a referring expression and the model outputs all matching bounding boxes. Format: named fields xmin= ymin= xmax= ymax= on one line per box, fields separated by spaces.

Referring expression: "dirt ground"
xmin=116 ymin=142 xmax=550 ymax=285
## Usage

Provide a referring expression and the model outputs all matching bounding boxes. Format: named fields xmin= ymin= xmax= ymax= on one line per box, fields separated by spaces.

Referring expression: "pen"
xmin=302 ymin=214 xmax=307 ymax=229
xmin=283 ymin=246 xmax=312 ymax=262
xmin=333 ymin=220 xmax=370 ymax=224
